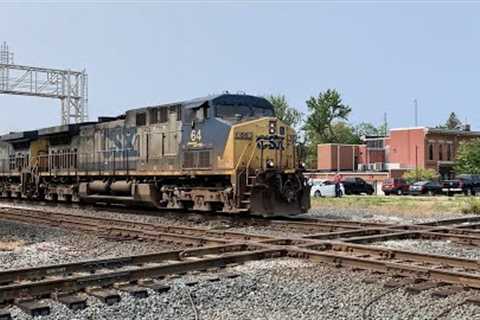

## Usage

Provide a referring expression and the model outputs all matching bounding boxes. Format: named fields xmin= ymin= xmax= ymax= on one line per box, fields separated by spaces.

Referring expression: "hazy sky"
xmin=1 ymin=1 xmax=479 ymax=133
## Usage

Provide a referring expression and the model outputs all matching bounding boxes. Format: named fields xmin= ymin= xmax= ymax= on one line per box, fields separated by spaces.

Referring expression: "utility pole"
xmin=383 ymin=112 xmax=388 ymax=136
xmin=414 ymin=99 xmax=418 ymax=127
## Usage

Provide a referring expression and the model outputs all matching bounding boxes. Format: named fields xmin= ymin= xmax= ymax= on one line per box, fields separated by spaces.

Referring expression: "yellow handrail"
xmin=234 ymin=141 xmax=253 ymax=171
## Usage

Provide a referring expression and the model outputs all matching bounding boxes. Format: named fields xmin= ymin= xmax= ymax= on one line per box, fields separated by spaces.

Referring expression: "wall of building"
xmin=387 ymin=128 xmax=426 ymax=169
xmin=317 ymin=144 xmax=359 ymax=171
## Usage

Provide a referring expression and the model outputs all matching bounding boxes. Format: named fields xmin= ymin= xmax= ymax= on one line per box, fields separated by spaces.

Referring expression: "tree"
xmin=331 ymin=122 xmax=361 ymax=144
xmin=304 ymin=89 xmax=352 ymax=143
xmin=455 ymin=139 xmax=480 ymax=174
xmin=353 ymin=122 xmax=381 ymax=138
xmin=438 ymin=112 xmax=462 ymax=130
xmin=266 ymin=95 xmax=302 ymax=129
xmin=403 ymin=168 xmax=439 ymax=184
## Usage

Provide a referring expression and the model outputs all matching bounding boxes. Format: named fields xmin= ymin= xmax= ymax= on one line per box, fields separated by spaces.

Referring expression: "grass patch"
xmin=461 ymin=198 xmax=480 ymax=214
xmin=311 ymin=195 xmax=472 ymax=217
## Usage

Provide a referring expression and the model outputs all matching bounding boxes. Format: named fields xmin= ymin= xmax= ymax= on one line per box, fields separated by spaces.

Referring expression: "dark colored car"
xmin=441 ymin=180 xmax=464 ymax=196
xmin=409 ymin=181 xmax=442 ymax=196
xmin=342 ymin=177 xmax=375 ymax=195
xmin=455 ymin=174 xmax=480 ymax=195
xmin=382 ymin=178 xmax=409 ymax=196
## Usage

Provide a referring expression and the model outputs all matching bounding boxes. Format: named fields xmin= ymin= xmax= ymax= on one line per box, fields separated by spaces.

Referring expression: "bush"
xmin=403 ymin=168 xmax=439 ymax=184
xmin=461 ymin=198 xmax=480 ymax=214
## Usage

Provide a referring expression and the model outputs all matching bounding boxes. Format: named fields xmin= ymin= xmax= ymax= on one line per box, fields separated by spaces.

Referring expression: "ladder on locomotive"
xmin=237 ymin=143 xmax=258 ymax=210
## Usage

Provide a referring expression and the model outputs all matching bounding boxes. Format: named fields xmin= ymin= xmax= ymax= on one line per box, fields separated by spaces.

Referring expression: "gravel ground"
xmin=374 ymin=239 xmax=480 ymax=260
xmin=4 ymin=258 xmax=480 ymax=320
xmin=0 ymin=219 xmax=183 ymax=270
xmin=1 ymin=200 xmax=480 ymax=319
xmin=306 ymin=206 xmax=470 ymax=224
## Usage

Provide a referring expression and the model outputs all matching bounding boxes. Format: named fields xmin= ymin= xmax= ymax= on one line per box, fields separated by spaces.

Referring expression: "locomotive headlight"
xmin=268 ymin=121 xmax=276 ymax=134
xmin=266 ymin=159 xmax=275 ymax=168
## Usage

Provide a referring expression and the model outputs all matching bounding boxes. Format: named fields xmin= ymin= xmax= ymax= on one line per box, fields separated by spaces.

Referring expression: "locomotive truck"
xmin=0 ymin=94 xmax=310 ymax=216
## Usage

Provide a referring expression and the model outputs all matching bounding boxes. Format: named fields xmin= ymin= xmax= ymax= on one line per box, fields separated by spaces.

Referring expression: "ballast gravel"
xmin=374 ymin=239 xmax=480 ymax=260
xmin=1 ymin=201 xmax=480 ymax=319
xmin=4 ymin=258 xmax=480 ymax=320
xmin=0 ymin=219 xmax=182 ymax=270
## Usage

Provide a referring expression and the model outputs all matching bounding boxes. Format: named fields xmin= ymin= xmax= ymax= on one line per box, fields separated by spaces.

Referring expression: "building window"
xmin=428 ymin=144 xmax=434 ymax=161
xmin=439 ymin=144 xmax=443 ymax=161
xmin=447 ymin=144 xmax=452 ymax=161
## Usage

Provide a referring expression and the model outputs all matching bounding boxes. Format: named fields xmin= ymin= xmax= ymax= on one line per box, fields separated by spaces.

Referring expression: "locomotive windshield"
xmin=215 ymin=105 xmax=274 ymax=122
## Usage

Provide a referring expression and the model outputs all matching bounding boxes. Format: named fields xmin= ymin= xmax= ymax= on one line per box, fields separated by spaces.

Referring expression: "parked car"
xmin=455 ymin=174 xmax=480 ymax=195
xmin=342 ymin=177 xmax=374 ymax=195
xmin=409 ymin=181 xmax=442 ymax=196
xmin=382 ymin=178 xmax=409 ymax=195
xmin=310 ymin=180 xmax=345 ymax=198
xmin=441 ymin=180 xmax=464 ymax=196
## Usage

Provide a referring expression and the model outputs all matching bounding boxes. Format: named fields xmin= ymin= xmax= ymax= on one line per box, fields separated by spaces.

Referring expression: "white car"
xmin=310 ymin=180 xmax=345 ymax=197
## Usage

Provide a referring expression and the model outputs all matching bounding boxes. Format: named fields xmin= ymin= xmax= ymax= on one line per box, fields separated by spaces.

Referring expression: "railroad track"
xmin=3 ymin=206 xmax=480 ymax=317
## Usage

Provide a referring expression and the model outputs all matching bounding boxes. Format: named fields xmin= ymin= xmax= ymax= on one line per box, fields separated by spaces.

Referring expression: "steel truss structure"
xmin=0 ymin=42 xmax=88 ymax=125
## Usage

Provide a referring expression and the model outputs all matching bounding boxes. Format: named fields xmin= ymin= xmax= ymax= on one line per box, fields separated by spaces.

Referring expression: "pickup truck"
xmin=442 ymin=174 xmax=480 ymax=196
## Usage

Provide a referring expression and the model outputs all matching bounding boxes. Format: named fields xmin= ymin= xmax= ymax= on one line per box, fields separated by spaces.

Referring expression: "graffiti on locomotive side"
xmin=103 ymin=127 xmax=139 ymax=157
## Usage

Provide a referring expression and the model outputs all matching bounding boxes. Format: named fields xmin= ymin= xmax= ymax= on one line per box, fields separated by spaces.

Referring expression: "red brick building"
xmin=317 ymin=126 xmax=480 ymax=179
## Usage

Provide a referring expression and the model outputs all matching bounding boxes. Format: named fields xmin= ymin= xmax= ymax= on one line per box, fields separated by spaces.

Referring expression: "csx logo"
xmin=256 ymin=136 xmax=284 ymax=150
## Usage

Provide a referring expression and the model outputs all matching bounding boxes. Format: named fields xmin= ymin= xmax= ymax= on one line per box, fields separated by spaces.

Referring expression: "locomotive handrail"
xmin=234 ymin=141 xmax=253 ymax=171
xmin=245 ymin=142 xmax=258 ymax=174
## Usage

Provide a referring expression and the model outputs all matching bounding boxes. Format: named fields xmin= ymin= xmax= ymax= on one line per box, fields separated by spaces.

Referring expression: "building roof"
xmin=389 ymin=126 xmax=480 ymax=137
xmin=426 ymin=127 xmax=480 ymax=136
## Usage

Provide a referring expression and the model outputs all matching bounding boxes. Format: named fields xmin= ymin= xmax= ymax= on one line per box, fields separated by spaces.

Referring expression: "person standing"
xmin=334 ymin=173 xmax=342 ymax=197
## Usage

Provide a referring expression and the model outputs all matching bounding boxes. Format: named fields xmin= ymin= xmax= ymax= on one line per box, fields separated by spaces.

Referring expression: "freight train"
xmin=0 ymin=94 xmax=310 ymax=216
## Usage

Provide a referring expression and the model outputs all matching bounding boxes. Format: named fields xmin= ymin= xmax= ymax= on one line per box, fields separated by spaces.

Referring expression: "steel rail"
xmin=288 ymin=247 xmax=480 ymax=289
xmin=0 ymin=247 xmax=282 ymax=304
xmin=0 ymin=244 xmax=254 ymax=285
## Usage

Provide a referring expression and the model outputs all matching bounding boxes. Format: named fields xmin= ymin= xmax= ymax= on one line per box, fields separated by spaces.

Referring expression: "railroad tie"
xmin=57 ymin=294 xmax=88 ymax=311
xmin=0 ymin=309 xmax=10 ymax=320
xmin=114 ymin=284 xmax=149 ymax=299
xmin=431 ymin=286 xmax=465 ymax=298
xmin=85 ymin=288 xmax=121 ymax=305
xmin=139 ymin=282 xmax=171 ymax=294
xmin=383 ymin=278 xmax=418 ymax=288
xmin=14 ymin=299 xmax=50 ymax=317
xmin=465 ymin=296 xmax=480 ymax=305
xmin=185 ymin=280 xmax=199 ymax=287
xmin=405 ymin=281 xmax=445 ymax=294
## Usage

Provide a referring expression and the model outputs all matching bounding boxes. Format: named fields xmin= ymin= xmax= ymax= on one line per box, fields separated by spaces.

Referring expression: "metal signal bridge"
xmin=0 ymin=42 xmax=88 ymax=125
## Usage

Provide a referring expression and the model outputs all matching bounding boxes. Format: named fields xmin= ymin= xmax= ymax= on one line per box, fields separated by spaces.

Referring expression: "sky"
xmin=0 ymin=1 xmax=479 ymax=133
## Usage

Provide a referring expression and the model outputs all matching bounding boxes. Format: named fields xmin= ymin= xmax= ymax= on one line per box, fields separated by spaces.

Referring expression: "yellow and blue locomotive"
xmin=0 ymin=94 xmax=310 ymax=216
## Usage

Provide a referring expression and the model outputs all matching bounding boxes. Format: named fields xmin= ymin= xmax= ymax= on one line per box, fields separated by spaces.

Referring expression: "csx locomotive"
xmin=0 ymin=94 xmax=310 ymax=216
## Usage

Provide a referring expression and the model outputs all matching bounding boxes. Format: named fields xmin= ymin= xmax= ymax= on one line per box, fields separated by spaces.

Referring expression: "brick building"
xmin=317 ymin=126 xmax=480 ymax=180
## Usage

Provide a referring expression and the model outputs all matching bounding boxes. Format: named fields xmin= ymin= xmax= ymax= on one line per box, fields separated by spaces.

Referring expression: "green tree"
xmin=353 ymin=122 xmax=381 ymax=138
xmin=266 ymin=95 xmax=303 ymax=129
xmin=331 ymin=122 xmax=361 ymax=144
xmin=438 ymin=112 xmax=462 ymax=130
xmin=304 ymin=89 xmax=352 ymax=143
xmin=455 ymin=139 xmax=480 ymax=174
xmin=403 ymin=168 xmax=439 ymax=183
